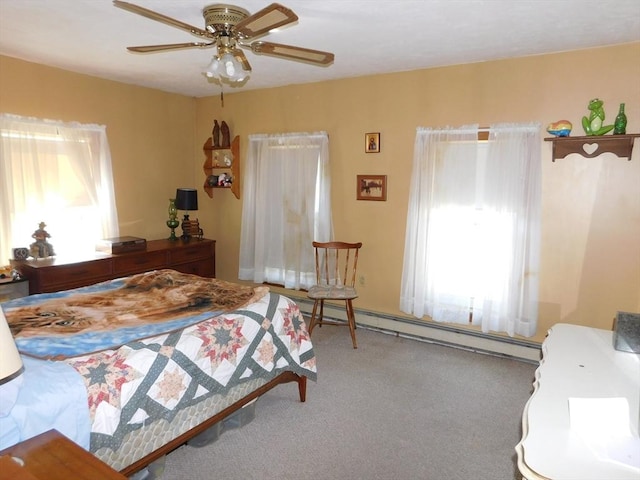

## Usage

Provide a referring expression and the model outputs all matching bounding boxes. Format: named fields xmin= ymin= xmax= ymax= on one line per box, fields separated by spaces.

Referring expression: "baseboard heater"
xmin=294 ymin=297 xmax=541 ymax=363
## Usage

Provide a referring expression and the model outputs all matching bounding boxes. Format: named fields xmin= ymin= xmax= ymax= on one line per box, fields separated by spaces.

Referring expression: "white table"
xmin=516 ymin=323 xmax=640 ymax=480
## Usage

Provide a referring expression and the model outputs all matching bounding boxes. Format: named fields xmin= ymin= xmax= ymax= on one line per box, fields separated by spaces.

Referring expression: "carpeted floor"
xmin=157 ymin=325 xmax=537 ymax=480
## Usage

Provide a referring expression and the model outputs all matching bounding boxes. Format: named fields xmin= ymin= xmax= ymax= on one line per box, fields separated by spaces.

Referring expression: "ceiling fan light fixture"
xmin=117 ymin=1 xmax=333 ymax=87
xmin=203 ymin=52 xmax=249 ymax=83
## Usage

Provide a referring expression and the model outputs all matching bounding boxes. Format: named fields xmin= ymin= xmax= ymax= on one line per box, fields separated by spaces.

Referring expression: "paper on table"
xmin=569 ymin=397 xmax=632 ymax=437
xmin=569 ymin=397 xmax=640 ymax=470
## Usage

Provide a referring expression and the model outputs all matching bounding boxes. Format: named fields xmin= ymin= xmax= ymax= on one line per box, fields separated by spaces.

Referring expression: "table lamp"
xmin=0 ymin=308 xmax=22 ymax=385
xmin=174 ymin=188 xmax=199 ymax=240
xmin=0 ymin=307 xmax=24 ymax=415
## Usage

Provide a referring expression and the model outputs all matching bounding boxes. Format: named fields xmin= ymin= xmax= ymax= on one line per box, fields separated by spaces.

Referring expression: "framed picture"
xmin=365 ymin=132 xmax=380 ymax=153
xmin=357 ymin=175 xmax=387 ymax=201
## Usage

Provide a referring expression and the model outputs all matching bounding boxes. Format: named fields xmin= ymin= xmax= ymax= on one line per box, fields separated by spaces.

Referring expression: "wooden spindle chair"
xmin=307 ymin=241 xmax=362 ymax=349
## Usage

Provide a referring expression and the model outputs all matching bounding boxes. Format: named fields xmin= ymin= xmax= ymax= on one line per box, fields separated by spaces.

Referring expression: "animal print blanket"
xmin=4 ymin=269 xmax=268 ymax=359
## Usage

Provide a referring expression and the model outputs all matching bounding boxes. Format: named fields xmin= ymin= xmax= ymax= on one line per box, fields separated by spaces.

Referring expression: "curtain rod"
xmin=249 ymin=131 xmax=328 ymax=140
xmin=417 ymin=124 xmax=540 ymax=135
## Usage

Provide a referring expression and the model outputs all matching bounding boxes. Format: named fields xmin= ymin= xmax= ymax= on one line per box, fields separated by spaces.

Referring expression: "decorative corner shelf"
xmin=545 ymin=133 xmax=640 ymax=162
xmin=203 ymin=135 xmax=240 ymax=199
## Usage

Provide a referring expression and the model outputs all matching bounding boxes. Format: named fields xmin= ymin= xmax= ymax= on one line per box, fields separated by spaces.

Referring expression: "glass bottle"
xmin=614 ymin=103 xmax=627 ymax=135
xmin=168 ymin=198 xmax=177 ymax=221
xmin=167 ymin=198 xmax=179 ymax=241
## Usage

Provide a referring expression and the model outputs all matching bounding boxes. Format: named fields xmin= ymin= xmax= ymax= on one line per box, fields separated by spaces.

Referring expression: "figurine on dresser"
xmin=29 ymin=222 xmax=55 ymax=258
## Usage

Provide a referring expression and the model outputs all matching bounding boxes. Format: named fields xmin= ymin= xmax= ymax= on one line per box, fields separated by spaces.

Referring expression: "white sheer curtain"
xmin=239 ymin=131 xmax=332 ymax=289
xmin=400 ymin=123 xmax=541 ymax=337
xmin=0 ymin=114 xmax=119 ymax=265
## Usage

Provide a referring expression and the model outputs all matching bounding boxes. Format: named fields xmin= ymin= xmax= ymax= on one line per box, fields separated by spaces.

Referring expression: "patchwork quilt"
xmin=1 ymin=271 xmax=316 ymax=452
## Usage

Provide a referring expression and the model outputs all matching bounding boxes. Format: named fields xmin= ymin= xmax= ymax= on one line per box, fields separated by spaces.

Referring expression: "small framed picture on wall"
xmin=357 ymin=175 xmax=387 ymax=201
xmin=365 ymin=132 xmax=380 ymax=153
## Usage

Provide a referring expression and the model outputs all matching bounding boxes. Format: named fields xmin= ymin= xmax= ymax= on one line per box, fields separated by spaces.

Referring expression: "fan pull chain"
xmin=220 ymin=89 xmax=224 ymax=108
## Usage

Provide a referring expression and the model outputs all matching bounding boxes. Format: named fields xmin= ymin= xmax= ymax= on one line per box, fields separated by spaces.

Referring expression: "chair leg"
xmin=346 ymin=299 xmax=357 ymax=349
xmin=318 ymin=299 xmax=324 ymax=328
xmin=309 ymin=300 xmax=320 ymax=335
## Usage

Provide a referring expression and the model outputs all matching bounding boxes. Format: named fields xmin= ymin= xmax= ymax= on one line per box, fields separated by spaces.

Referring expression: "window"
xmin=239 ymin=132 xmax=332 ymax=290
xmin=400 ymin=124 xmax=541 ymax=337
xmin=0 ymin=114 xmax=119 ymax=265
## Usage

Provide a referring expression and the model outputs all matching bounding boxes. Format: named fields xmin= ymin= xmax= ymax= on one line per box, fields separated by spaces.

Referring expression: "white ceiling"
xmin=1 ymin=0 xmax=639 ymax=98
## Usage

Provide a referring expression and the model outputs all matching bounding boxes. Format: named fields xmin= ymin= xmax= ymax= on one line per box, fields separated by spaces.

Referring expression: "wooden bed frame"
xmin=120 ymin=371 xmax=307 ymax=476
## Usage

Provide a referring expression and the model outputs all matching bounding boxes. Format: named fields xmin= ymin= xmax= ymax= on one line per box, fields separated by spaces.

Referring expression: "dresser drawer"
xmin=169 ymin=243 xmax=211 ymax=265
xmin=113 ymin=250 xmax=167 ymax=275
xmin=172 ymin=260 xmax=214 ymax=277
xmin=38 ymin=258 xmax=112 ymax=286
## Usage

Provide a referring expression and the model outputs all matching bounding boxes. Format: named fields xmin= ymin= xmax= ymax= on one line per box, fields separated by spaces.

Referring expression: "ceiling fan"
xmin=113 ymin=1 xmax=335 ymax=85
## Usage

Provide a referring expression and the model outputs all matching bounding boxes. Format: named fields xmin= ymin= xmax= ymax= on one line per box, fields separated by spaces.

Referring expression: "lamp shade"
xmin=203 ymin=56 xmax=221 ymax=79
xmin=175 ymin=188 xmax=198 ymax=211
xmin=0 ymin=307 xmax=23 ymax=385
xmin=219 ymin=53 xmax=249 ymax=82
xmin=203 ymin=54 xmax=250 ymax=84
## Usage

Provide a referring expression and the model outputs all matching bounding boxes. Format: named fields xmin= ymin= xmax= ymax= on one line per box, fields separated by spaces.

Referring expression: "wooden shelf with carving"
xmin=203 ymin=135 xmax=240 ymax=199
xmin=545 ymin=133 xmax=639 ymax=162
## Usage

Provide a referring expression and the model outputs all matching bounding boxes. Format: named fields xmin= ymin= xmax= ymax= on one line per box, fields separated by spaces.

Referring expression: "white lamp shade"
xmin=0 ymin=307 xmax=23 ymax=385
xmin=203 ymin=56 xmax=221 ymax=78
xmin=203 ymin=52 xmax=250 ymax=85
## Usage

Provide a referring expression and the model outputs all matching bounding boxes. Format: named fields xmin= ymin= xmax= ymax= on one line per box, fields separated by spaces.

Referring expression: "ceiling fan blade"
xmin=127 ymin=42 xmax=214 ymax=53
xmin=250 ymin=41 xmax=334 ymax=65
xmin=233 ymin=49 xmax=252 ymax=71
xmin=234 ymin=3 xmax=298 ymax=38
xmin=113 ymin=0 xmax=209 ymax=39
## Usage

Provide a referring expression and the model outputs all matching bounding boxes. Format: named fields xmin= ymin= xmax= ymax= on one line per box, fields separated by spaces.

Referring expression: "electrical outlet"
xmin=359 ymin=275 xmax=365 ymax=286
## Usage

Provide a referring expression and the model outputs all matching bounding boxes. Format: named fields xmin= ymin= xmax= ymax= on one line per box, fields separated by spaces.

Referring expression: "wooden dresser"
xmin=12 ymin=238 xmax=215 ymax=294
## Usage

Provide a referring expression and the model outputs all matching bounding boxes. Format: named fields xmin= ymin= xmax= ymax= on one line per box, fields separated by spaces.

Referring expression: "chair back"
xmin=313 ymin=241 xmax=362 ymax=288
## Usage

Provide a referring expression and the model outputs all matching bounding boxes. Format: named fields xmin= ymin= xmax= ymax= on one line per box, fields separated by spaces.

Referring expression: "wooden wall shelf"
xmin=203 ymin=135 xmax=240 ymax=199
xmin=545 ymin=133 xmax=639 ymax=161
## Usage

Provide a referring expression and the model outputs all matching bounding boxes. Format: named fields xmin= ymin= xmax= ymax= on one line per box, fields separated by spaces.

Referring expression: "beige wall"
xmin=0 ymin=55 xmax=197 ymax=242
xmin=2 ymin=43 xmax=639 ymax=343
xmin=196 ymin=43 xmax=640 ymax=343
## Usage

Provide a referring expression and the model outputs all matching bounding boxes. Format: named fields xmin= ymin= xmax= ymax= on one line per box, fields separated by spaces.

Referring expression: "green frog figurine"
xmin=581 ymin=98 xmax=614 ymax=136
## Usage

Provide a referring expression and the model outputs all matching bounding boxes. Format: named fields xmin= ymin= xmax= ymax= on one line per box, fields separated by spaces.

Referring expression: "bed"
xmin=0 ymin=269 xmax=316 ymax=476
